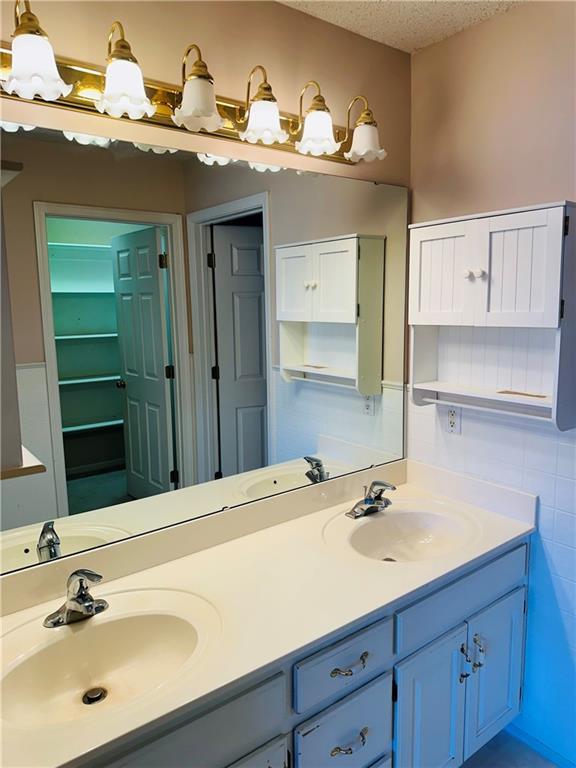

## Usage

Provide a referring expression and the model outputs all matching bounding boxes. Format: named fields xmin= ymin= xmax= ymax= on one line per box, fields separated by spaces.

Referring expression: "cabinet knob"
xmin=312 ymin=281 xmax=318 ymax=289
xmin=463 ymin=269 xmax=473 ymax=279
xmin=304 ymin=281 xmax=311 ymax=289
xmin=473 ymin=269 xmax=486 ymax=279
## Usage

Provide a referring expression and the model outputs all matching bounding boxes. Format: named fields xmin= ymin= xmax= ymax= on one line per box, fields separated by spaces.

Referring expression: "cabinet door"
xmin=276 ymin=245 xmax=313 ymax=321
xmin=464 ymin=588 xmax=526 ymax=760
xmin=478 ymin=207 xmax=564 ymax=327
xmin=312 ymin=238 xmax=358 ymax=323
xmin=229 ymin=736 xmax=289 ymax=768
xmin=409 ymin=221 xmax=479 ymax=326
xmin=395 ymin=624 xmax=467 ymax=768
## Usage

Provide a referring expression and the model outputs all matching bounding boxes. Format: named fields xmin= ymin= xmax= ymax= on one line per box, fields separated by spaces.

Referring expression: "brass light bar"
xmin=0 ymin=44 xmax=352 ymax=164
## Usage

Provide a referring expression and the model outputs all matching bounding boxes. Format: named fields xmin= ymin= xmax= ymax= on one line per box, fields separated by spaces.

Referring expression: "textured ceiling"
xmin=281 ymin=1 xmax=519 ymax=53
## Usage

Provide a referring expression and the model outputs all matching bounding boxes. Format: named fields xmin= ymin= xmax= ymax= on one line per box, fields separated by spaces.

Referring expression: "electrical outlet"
xmin=446 ymin=406 xmax=462 ymax=434
xmin=363 ymin=396 xmax=374 ymax=416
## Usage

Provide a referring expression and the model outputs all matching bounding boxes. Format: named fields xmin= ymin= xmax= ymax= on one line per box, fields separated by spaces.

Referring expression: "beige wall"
xmin=0 ymin=1 xmax=411 ymax=188
xmin=411 ymin=1 xmax=576 ymax=222
xmin=1 ymin=133 xmax=187 ymax=363
xmin=185 ymin=163 xmax=408 ymax=382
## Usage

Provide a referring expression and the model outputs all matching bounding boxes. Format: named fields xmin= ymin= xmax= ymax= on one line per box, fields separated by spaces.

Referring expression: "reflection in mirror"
xmin=0 ymin=125 xmax=408 ymax=574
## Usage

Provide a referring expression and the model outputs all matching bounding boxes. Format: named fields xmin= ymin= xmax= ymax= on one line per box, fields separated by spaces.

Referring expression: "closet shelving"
xmin=409 ymin=202 xmax=575 ymax=430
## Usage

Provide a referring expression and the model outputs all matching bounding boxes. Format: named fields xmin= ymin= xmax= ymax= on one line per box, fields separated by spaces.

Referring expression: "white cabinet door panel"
xmin=479 ymin=207 xmax=564 ymax=327
xmin=395 ymin=624 xmax=467 ymax=768
xmin=464 ymin=588 xmax=526 ymax=759
xmin=313 ymin=238 xmax=358 ymax=323
xmin=409 ymin=221 xmax=478 ymax=326
xmin=276 ymin=245 xmax=313 ymax=321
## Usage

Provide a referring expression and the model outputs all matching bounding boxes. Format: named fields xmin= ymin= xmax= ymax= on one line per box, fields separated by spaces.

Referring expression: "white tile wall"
xmin=409 ymin=399 xmax=576 ymax=763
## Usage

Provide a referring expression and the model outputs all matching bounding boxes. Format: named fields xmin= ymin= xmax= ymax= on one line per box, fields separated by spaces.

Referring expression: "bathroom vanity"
xmin=0 ymin=463 xmax=535 ymax=768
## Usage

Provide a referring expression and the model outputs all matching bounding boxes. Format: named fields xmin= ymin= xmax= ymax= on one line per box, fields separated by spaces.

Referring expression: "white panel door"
xmin=312 ymin=238 xmax=358 ymax=323
xmin=395 ymin=624 xmax=467 ymax=768
xmin=276 ymin=244 xmax=313 ymax=321
xmin=478 ymin=207 xmax=565 ymax=327
xmin=112 ymin=228 xmax=173 ymax=498
xmin=213 ymin=225 xmax=267 ymax=477
xmin=409 ymin=221 xmax=479 ymax=326
xmin=464 ymin=588 xmax=526 ymax=759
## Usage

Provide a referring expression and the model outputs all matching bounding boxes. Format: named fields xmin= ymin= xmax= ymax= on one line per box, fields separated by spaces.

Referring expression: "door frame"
xmin=187 ymin=193 xmax=272 ymax=483
xmin=34 ymin=202 xmax=194 ymax=517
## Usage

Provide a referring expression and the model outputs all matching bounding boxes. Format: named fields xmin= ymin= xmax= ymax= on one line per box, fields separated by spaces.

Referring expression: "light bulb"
xmin=173 ymin=45 xmax=223 ymax=133
xmin=197 ymin=153 xmax=235 ymax=167
xmin=133 ymin=143 xmax=178 ymax=155
xmin=3 ymin=31 xmax=71 ymax=101
xmin=345 ymin=123 xmax=387 ymax=163
xmin=0 ymin=121 xmax=35 ymax=132
xmin=248 ymin=161 xmax=284 ymax=173
xmin=63 ymin=131 xmax=111 ymax=148
xmin=296 ymin=110 xmax=341 ymax=157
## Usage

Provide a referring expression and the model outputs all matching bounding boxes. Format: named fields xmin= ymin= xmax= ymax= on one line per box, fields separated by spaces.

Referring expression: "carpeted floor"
xmin=463 ymin=732 xmax=559 ymax=767
xmin=67 ymin=470 xmax=132 ymax=515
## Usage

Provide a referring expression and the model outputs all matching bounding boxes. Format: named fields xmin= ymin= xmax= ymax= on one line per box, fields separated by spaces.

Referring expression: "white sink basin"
xmin=324 ymin=500 xmax=480 ymax=562
xmin=1 ymin=523 xmax=131 ymax=572
xmin=241 ymin=464 xmax=345 ymax=500
xmin=1 ymin=589 xmax=220 ymax=727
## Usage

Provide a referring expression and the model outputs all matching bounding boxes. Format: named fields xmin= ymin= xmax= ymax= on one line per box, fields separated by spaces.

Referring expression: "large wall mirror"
xmin=0 ymin=125 xmax=408 ymax=574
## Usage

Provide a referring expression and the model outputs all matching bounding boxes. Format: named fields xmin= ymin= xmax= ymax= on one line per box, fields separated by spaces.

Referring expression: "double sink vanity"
xmin=1 ymin=460 xmax=535 ymax=768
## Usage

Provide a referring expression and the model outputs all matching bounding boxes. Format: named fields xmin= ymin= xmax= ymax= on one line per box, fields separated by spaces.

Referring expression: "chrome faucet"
xmin=37 ymin=520 xmax=61 ymax=563
xmin=304 ymin=456 xmax=329 ymax=484
xmin=346 ymin=480 xmax=397 ymax=519
xmin=43 ymin=569 xmax=109 ymax=628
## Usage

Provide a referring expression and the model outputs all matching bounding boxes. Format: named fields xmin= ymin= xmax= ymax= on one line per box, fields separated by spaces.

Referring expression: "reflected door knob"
xmin=463 ymin=269 xmax=473 ymax=279
xmin=116 ymin=379 xmax=126 ymax=389
xmin=473 ymin=269 xmax=486 ymax=279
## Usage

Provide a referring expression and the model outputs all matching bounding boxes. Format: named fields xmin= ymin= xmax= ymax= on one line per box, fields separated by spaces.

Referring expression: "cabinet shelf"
xmin=413 ymin=381 xmax=553 ymax=408
xmin=62 ymin=419 xmax=124 ymax=434
xmin=59 ymin=375 xmax=121 ymax=386
xmin=55 ymin=333 xmax=118 ymax=341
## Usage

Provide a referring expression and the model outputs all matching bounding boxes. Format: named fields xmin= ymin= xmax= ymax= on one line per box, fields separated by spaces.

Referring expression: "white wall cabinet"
xmin=276 ymin=235 xmax=386 ymax=395
xmin=410 ymin=202 xmax=575 ymax=428
xmin=98 ymin=544 xmax=529 ymax=768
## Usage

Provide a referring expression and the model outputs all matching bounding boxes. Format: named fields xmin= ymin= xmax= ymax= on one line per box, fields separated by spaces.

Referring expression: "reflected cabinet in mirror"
xmin=0 ymin=127 xmax=408 ymax=574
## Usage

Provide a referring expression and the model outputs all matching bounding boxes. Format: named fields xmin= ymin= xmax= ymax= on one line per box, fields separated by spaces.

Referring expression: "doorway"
xmin=35 ymin=203 xmax=192 ymax=518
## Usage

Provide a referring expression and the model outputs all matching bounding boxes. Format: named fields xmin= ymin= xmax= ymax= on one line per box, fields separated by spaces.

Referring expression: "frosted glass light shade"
xmin=63 ymin=131 xmax=111 ymax=147
xmin=133 ymin=143 xmax=177 ymax=154
xmin=296 ymin=110 xmax=340 ymax=156
xmin=248 ymin=162 xmax=284 ymax=173
xmin=173 ymin=78 xmax=223 ymax=133
xmin=2 ymin=34 xmax=72 ymax=101
xmin=239 ymin=100 xmax=288 ymax=145
xmin=96 ymin=59 xmax=155 ymax=120
xmin=344 ymin=123 xmax=387 ymax=163
xmin=0 ymin=121 xmax=35 ymax=132
xmin=197 ymin=153 xmax=234 ymax=167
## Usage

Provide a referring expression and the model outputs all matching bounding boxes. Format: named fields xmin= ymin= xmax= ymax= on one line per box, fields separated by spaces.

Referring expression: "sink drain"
xmin=382 ymin=557 xmax=397 ymax=562
xmin=82 ymin=686 xmax=108 ymax=705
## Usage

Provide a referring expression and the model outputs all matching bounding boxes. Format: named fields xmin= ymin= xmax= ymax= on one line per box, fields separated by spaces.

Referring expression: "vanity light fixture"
xmin=63 ymin=131 xmax=111 ymax=148
xmin=197 ymin=153 xmax=235 ymax=167
xmin=248 ymin=161 xmax=284 ymax=173
xmin=133 ymin=142 xmax=178 ymax=154
xmin=344 ymin=95 xmax=387 ymax=163
xmin=2 ymin=0 xmax=72 ymax=101
xmin=0 ymin=120 xmax=35 ymax=132
xmin=172 ymin=44 xmax=223 ymax=133
xmin=293 ymin=81 xmax=341 ymax=157
xmin=237 ymin=66 xmax=288 ymax=146
xmin=96 ymin=21 xmax=155 ymax=120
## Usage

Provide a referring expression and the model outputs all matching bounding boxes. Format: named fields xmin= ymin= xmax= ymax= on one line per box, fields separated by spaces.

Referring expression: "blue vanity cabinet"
xmin=394 ymin=624 xmax=468 ymax=768
xmin=464 ymin=587 xmax=526 ymax=759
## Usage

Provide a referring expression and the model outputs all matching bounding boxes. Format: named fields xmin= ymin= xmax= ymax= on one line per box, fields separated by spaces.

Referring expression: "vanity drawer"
xmin=294 ymin=672 xmax=392 ymax=768
xmin=228 ymin=735 xmax=290 ymax=768
xmin=396 ymin=545 xmax=527 ymax=657
xmin=108 ymin=674 xmax=288 ymax=768
xmin=293 ymin=617 xmax=393 ymax=713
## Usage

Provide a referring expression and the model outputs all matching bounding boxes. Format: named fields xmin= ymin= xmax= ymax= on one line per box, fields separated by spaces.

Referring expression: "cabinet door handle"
xmin=311 ymin=281 xmax=318 ymax=289
xmin=304 ymin=281 xmax=311 ymax=289
xmin=463 ymin=269 xmax=473 ymax=279
xmin=330 ymin=651 xmax=369 ymax=678
xmin=473 ymin=269 xmax=486 ymax=279
xmin=472 ymin=633 xmax=486 ymax=671
xmin=330 ymin=727 xmax=368 ymax=757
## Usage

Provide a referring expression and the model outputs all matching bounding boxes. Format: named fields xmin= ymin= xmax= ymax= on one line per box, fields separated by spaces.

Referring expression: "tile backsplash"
xmin=409 ymin=399 xmax=576 ymax=764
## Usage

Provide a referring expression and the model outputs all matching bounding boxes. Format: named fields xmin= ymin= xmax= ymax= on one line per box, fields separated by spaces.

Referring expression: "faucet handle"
xmin=39 ymin=521 xmax=60 ymax=544
xmin=304 ymin=455 xmax=322 ymax=469
xmin=367 ymin=480 xmax=396 ymax=501
xmin=66 ymin=569 xmax=103 ymax=597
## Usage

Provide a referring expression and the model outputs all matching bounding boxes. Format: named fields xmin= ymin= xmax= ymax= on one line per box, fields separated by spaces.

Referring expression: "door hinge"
xmin=524 ymin=597 xmax=528 ymax=614
xmin=158 ymin=252 xmax=168 ymax=269
xmin=214 ymin=470 xmax=223 ymax=480
xmin=169 ymin=468 xmax=179 ymax=484
xmin=165 ymin=364 xmax=175 ymax=379
xmin=560 ymin=299 xmax=565 ymax=319
xmin=564 ymin=215 xmax=570 ymax=236
xmin=207 ymin=252 xmax=215 ymax=269
xmin=357 ymin=303 xmax=360 ymax=319
xmin=211 ymin=365 xmax=220 ymax=380
xmin=392 ymin=679 xmax=398 ymax=702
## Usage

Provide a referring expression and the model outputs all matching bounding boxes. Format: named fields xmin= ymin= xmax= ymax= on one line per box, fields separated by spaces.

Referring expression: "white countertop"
xmin=1 ymin=473 xmax=535 ymax=768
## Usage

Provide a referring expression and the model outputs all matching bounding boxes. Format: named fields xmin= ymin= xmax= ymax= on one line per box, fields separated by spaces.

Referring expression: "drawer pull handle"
xmin=330 ymin=651 xmax=369 ymax=678
xmin=472 ymin=633 xmax=486 ymax=672
xmin=330 ymin=727 xmax=368 ymax=757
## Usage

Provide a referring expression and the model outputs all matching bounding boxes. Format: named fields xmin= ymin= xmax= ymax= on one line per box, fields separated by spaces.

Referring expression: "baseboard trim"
xmin=507 ymin=724 xmax=576 ymax=768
